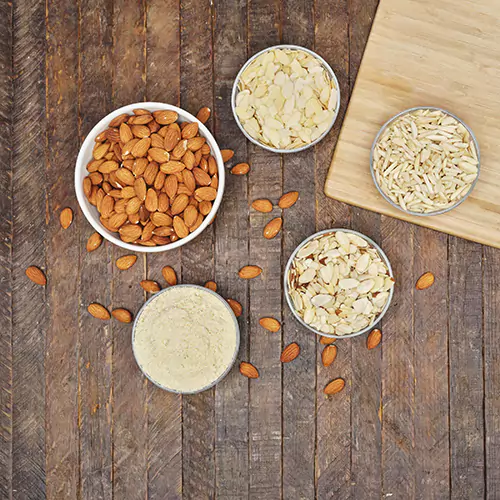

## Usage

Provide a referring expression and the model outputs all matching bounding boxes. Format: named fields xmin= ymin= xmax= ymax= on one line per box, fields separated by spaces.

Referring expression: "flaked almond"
xmin=324 ymin=378 xmax=345 ymax=395
xmin=367 ymin=329 xmax=382 ymax=350
xmin=231 ymin=163 xmax=250 ymax=175
xmin=280 ymin=342 xmax=300 ymax=363
xmin=259 ymin=317 xmax=281 ymax=332
xmin=173 ymin=216 xmax=189 ymax=238
xmin=196 ymin=106 xmax=211 ymax=124
xmin=238 ymin=265 xmax=262 ymax=279
xmin=263 ymin=217 xmax=282 ymax=239
xmin=88 ymin=303 xmax=110 ymax=320
xmin=221 ymin=149 xmax=234 ymax=162
xmin=239 ymin=361 xmax=259 ymax=379
xmin=320 ymin=336 xmax=337 ymax=345
xmin=26 ymin=266 xmax=46 ymax=286
xmin=278 ymin=191 xmax=299 ymax=209
xmin=227 ymin=298 xmax=242 ymax=317
xmin=204 ymin=280 xmax=217 ymax=292
xmin=416 ymin=272 xmax=434 ymax=290
xmin=86 ymin=232 xmax=103 ymax=252
xmin=116 ymin=254 xmax=137 ymax=270
xmin=161 ymin=266 xmax=177 ymax=286
xmin=112 ymin=308 xmax=133 ymax=323
xmin=59 ymin=207 xmax=73 ymax=229
xmin=182 ymin=122 xmax=199 ymax=139
xmin=322 ymin=345 xmax=337 ymax=367
xmin=252 ymin=199 xmax=273 ymax=213
xmin=140 ymin=280 xmax=161 ymax=293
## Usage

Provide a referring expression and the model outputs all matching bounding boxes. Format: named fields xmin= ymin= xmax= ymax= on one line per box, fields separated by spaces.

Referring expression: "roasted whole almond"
xmin=164 ymin=127 xmax=181 ymax=151
xmin=231 ymin=163 xmax=250 ymax=175
xmin=182 ymin=169 xmax=196 ymax=193
xmin=200 ymin=143 xmax=211 ymax=155
xmin=151 ymin=133 xmax=165 ymax=148
xmin=143 ymin=161 xmax=159 ymax=185
xmin=193 ymin=167 xmax=211 ymax=186
xmin=173 ymin=216 xmax=189 ymax=238
xmin=182 ymin=122 xmax=198 ymax=139
xmin=154 ymin=171 xmax=166 ymax=191
xmin=119 ymin=224 xmax=142 ymax=243
xmin=171 ymin=194 xmax=190 ymax=215
xmin=194 ymin=186 xmax=217 ymax=201
xmin=280 ymin=342 xmax=300 ymax=363
xmin=131 ymin=124 xmax=151 ymax=138
xmin=140 ymin=280 xmax=161 ymax=293
xmin=59 ymin=208 xmax=73 ymax=229
xmin=182 ymin=150 xmax=196 ymax=170
xmin=109 ymin=113 xmax=129 ymax=127
xmin=238 ymin=265 xmax=262 ymax=279
xmin=153 ymin=110 xmax=178 ymax=125
xmin=88 ymin=303 xmax=110 ymax=320
xmin=86 ymin=232 xmax=103 ymax=252
xmin=259 ymin=317 xmax=281 ymax=332
xmin=99 ymin=160 xmax=119 ymax=174
xmin=211 ymin=173 xmax=218 ymax=189
xmin=186 ymin=136 xmax=205 ymax=151
xmin=367 ymin=329 xmax=382 ymax=350
xmin=126 ymin=197 xmax=142 ymax=215
xmin=196 ymin=106 xmax=211 ymax=124
xmin=112 ymin=308 xmax=133 ymax=323
xmin=101 ymin=195 xmax=115 ymax=218
xmin=132 ymin=137 xmax=152 ymax=158
xmin=160 ymin=160 xmax=185 ymax=175
xmin=320 ymin=336 xmax=337 ymax=345
xmin=227 ymin=298 xmax=242 ymax=317
xmin=416 ymin=272 xmax=434 ymax=290
xmin=109 ymin=212 xmax=128 ymax=229
xmin=26 ymin=266 xmax=46 ymax=286
xmin=149 ymin=147 xmax=170 ymax=163
xmin=183 ymin=205 xmax=198 ymax=227
xmin=121 ymin=138 xmax=139 ymax=156
xmin=221 ymin=149 xmax=234 ymax=162
xmin=239 ymin=361 xmax=259 ymax=379
xmin=263 ymin=217 xmax=282 ymax=239
xmin=145 ymin=188 xmax=158 ymax=212
xmin=154 ymin=226 xmax=174 ymax=237
xmin=121 ymin=186 xmax=136 ymax=199
xmin=324 ymin=378 xmax=345 ymax=395
xmin=161 ymin=265 xmax=177 ymax=286
xmin=204 ymin=280 xmax=217 ymax=292
xmin=141 ymin=221 xmax=155 ymax=241
xmin=129 ymin=114 xmax=153 ymax=125
xmin=89 ymin=172 xmax=103 ymax=185
xmin=164 ymin=174 xmax=178 ymax=198
xmin=322 ymin=345 xmax=337 ymax=367
xmin=83 ymin=177 xmax=92 ymax=198
xmin=158 ymin=192 xmax=170 ymax=212
xmin=199 ymin=200 xmax=212 ymax=216
xmin=116 ymin=254 xmax=137 ymax=270
xmin=115 ymin=168 xmax=135 ymax=186
xmin=150 ymin=212 xmax=172 ymax=227
xmin=207 ymin=156 xmax=217 ymax=176
xmin=252 ymin=199 xmax=273 ymax=213
xmin=152 ymin=235 xmax=170 ymax=245
xmin=278 ymin=191 xmax=299 ymax=209
xmin=134 ymin=177 xmax=147 ymax=201
xmin=119 ymin=122 xmax=134 ymax=143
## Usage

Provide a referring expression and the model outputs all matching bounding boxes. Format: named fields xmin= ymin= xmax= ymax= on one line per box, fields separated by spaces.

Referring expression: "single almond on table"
xmin=140 ymin=280 xmax=161 ymax=293
xmin=231 ymin=163 xmax=250 ymax=175
xmin=367 ymin=329 xmax=382 ymax=350
xmin=25 ymin=266 xmax=46 ymax=286
xmin=162 ymin=266 xmax=177 ymax=286
xmin=221 ymin=149 xmax=234 ymax=162
xmin=86 ymin=232 xmax=103 ymax=252
xmin=88 ymin=303 xmax=110 ymax=320
xmin=59 ymin=207 xmax=73 ymax=229
xmin=320 ymin=336 xmax=336 ymax=345
xmin=238 ymin=265 xmax=262 ymax=279
xmin=416 ymin=272 xmax=434 ymax=290
xmin=204 ymin=280 xmax=217 ymax=292
xmin=252 ymin=199 xmax=273 ymax=213
xmin=227 ymin=298 xmax=242 ymax=317
xmin=324 ymin=378 xmax=345 ymax=395
xmin=280 ymin=342 xmax=300 ymax=363
xmin=322 ymin=345 xmax=337 ymax=367
xmin=278 ymin=191 xmax=299 ymax=209
xmin=240 ymin=361 xmax=259 ymax=379
xmin=259 ymin=317 xmax=281 ymax=332
xmin=196 ymin=106 xmax=211 ymax=124
xmin=116 ymin=254 xmax=137 ymax=270
xmin=112 ymin=308 xmax=133 ymax=323
xmin=263 ymin=217 xmax=282 ymax=239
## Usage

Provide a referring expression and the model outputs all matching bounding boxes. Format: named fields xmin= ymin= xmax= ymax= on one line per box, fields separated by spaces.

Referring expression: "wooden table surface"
xmin=1 ymin=0 xmax=499 ymax=499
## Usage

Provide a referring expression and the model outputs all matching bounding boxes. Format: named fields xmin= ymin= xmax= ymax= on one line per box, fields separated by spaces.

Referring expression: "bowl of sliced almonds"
xmin=285 ymin=229 xmax=395 ymax=339
xmin=75 ymin=102 xmax=224 ymax=252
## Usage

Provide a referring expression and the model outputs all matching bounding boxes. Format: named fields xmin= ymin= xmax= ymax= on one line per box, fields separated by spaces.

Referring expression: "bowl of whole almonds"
xmin=371 ymin=106 xmax=480 ymax=216
xmin=232 ymin=45 xmax=340 ymax=153
xmin=75 ymin=103 xmax=224 ymax=251
xmin=285 ymin=229 xmax=395 ymax=339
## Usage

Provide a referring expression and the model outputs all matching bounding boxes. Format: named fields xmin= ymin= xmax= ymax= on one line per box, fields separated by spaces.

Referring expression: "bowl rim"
xmin=370 ymin=105 xmax=481 ymax=217
xmin=231 ymin=44 xmax=341 ymax=154
xmin=131 ymin=284 xmax=241 ymax=394
xmin=75 ymin=102 xmax=225 ymax=252
xmin=284 ymin=228 xmax=395 ymax=339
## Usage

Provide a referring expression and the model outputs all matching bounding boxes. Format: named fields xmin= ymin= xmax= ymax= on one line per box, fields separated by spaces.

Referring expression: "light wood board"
xmin=325 ymin=0 xmax=500 ymax=248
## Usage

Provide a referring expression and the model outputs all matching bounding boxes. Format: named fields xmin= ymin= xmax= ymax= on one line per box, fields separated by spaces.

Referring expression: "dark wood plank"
xmin=449 ymin=237 xmax=484 ymax=498
xmin=11 ymin=0 xmax=47 ymax=497
xmin=145 ymin=1 xmax=182 ymax=498
xmin=280 ymin=2 xmax=316 ymax=499
xmin=78 ymin=2 xmax=114 ymax=499
xmin=0 ymin=1 xmax=13 ymax=498
xmin=179 ymin=1 xmax=217 ymax=498
xmin=45 ymin=0 xmax=80 ymax=497
xmin=212 ymin=0 xmax=250 ymax=498
xmin=380 ymin=219 xmax=415 ymax=498
xmin=484 ymin=245 xmax=500 ymax=500
xmin=414 ymin=228 xmax=449 ymax=499
xmin=111 ymin=1 xmax=148 ymax=498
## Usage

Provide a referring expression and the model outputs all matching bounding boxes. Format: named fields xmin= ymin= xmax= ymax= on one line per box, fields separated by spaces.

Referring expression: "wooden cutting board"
xmin=325 ymin=0 xmax=500 ymax=247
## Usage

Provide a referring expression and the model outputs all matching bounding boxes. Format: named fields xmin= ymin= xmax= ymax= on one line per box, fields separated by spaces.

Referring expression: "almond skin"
xmin=140 ymin=280 xmax=161 ymax=293
xmin=181 ymin=122 xmax=199 ymax=139
xmin=259 ymin=317 xmax=281 ymax=332
xmin=252 ymin=199 xmax=273 ymax=213
xmin=59 ymin=207 xmax=73 ymax=229
xmin=322 ymin=345 xmax=337 ymax=367
xmin=239 ymin=361 xmax=259 ymax=379
xmin=26 ymin=266 xmax=47 ymax=286
xmin=112 ymin=308 xmax=133 ymax=323
xmin=231 ymin=163 xmax=250 ymax=175
xmin=196 ymin=107 xmax=211 ymax=124
xmin=320 ymin=336 xmax=336 ymax=345
xmin=204 ymin=280 xmax=217 ymax=292
xmin=280 ymin=342 xmax=300 ymax=363
xmin=416 ymin=272 xmax=434 ymax=290
xmin=194 ymin=187 xmax=217 ymax=201
xmin=227 ymin=298 xmax=242 ymax=317
xmin=88 ymin=303 xmax=110 ymax=320
xmin=221 ymin=149 xmax=234 ymax=162
xmin=116 ymin=254 xmax=137 ymax=270
xmin=278 ymin=191 xmax=299 ymax=209
xmin=86 ymin=232 xmax=103 ymax=252
xmin=238 ymin=265 xmax=262 ymax=279
xmin=324 ymin=378 xmax=345 ymax=395
xmin=263 ymin=217 xmax=282 ymax=239
xmin=367 ymin=329 xmax=382 ymax=350
xmin=162 ymin=266 xmax=177 ymax=286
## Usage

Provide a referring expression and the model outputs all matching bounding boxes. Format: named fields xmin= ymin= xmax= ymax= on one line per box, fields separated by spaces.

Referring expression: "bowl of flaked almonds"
xmin=75 ymin=102 xmax=225 ymax=252
xmin=285 ymin=229 xmax=395 ymax=339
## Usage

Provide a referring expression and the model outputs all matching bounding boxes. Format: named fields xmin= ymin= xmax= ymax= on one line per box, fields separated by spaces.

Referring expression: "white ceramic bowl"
xmin=75 ymin=102 xmax=225 ymax=252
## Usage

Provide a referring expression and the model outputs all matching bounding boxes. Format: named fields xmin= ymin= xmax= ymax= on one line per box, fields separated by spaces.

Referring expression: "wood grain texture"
xmin=78 ymin=2 xmax=114 ymax=499
xmin=145 ymin=1 xmax=182 ymax=498
xmin=213 ymin=0 xmax=250 ymax=498
xmin=46 ymin=0 xmax=80 ymax=497
xmin=449 ymin=237 xmax=485 ymax=498
xmin=11 ymin=0 xmax=47 ymax=497
xmin=0 ymin=1 xmax=13 ymax=498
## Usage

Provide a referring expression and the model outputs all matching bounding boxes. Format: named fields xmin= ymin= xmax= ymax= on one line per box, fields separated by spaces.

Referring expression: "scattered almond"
xmin=88 ymin=303 xmax=110 ymax=320
xmin=86 ymin=232 xmax=103 ymax=252
xmin=221 ymin=149 xmax=234 ymax=162
xmin=367 ymin=329 xmax=382 ymax=350
xmin=25 ymin=266 xmax=46 ymax=286
xmin=324 ymin=378 xmax=345 ymax=395
xmin=239 ymin=361 xmax=259 ymax=379
xmin=259 ymin=317 xmax=281 ymax=332
xmin=204 ymin=280 xmax=217 ymax=292
xmin=59 ymin=208 xmax=73 ymax=229
xmin=116 ymin=254 xmax=137 ymax=270
xmin=280 ymin=342 xmax=300 ymax=363
xmin=252 ymin=199 xmax=273 ymax=213
xmin=416 ymin=272 xmax=435 ymax=290
xmin=320 ymin=336 xmax=336 ymax=345
xmin=263 ymin=217 xmax=282 ymax=239
xmin=322 ymin=345 xmax=337 ymax=367
xmin=278 ymin=191 xmax=299 ymax=209
xmin=112 ymin=308 xmax=133 ymax=323
xmin=238 ymin=265 xmax=262 ymax=279
xmin=231 ymin=163 xmax=250 ymax=175
xmin=140 ymin=280 xmax=161 ymax=293
xmin=196 ymin=106 xmax=211 ymax=124
xmin=227 ymin=298 xmax=242 ymax=317
xmin=162 ymin=266 xmax=177 ymax=286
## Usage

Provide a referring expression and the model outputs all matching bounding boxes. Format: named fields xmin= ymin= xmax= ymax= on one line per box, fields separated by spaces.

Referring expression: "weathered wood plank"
xmin=145 ymin=1 xmax=183 ymax=498
xmin=280 ymin=2 xmax=316 ymax=499
xmin=414 ymin=228 xmax=449 ymax=499
xmin=45 ymin=0 xmax=80 ymax=497
xmin=179 ymin=1 xmax=217 ymax=499
xmin=247 ymin=2 xmax=283 ymax=499
xmin=11 ymin=0 xmax=47 ymax=497
xmin=449 ymin=237 xmax=484 ymax=498
xmin=212 ymin=0 xmax=250 ymax=498
xmin=78 ymin=1 xmax=114 ymax=498
xmin=112 ymin=1 xmax=148 ymax=499
xmin=484 ymin=245 xmax=500 ymax=500
xmin=380 ymin=219 xmax=415 ymax=498
xmin=0 ymin=1 xmax=13 ymax=498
